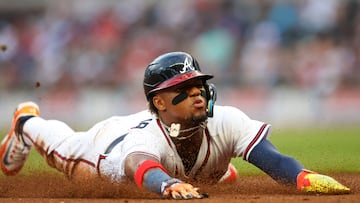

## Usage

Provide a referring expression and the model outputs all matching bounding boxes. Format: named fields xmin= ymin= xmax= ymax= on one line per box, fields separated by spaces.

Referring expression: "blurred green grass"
xmin=233 ymin=126 xmax=360 ymax=175
xmin=0 ymin=126 xmax=359 ymax=177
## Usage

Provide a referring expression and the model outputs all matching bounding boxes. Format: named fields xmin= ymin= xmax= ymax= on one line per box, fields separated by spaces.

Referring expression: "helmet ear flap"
xmin=205 ymin=83 xmax=217 ymax=117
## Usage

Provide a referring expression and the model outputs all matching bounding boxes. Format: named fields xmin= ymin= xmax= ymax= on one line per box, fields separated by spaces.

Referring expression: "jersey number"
xmin=134 ymin=118 xmax=152 ymax=129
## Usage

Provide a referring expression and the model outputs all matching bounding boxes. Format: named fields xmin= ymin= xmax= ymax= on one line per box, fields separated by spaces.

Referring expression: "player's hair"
xmin=148 ymin=99 xmax=158 ymax=115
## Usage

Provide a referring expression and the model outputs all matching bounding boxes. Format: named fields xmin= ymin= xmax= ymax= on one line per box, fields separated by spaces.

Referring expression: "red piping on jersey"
xmin=53 ymin=150 xmax=96 ymax=178
xmin=96 ymin=154 xmax=107 ymax=178
xmin=243 ymin=123 xmax=267 ymax=161
xmin=157 ymin=119 xmax=172 ymax=146
xmin=53 ymin=151 xmax=95 ymax=167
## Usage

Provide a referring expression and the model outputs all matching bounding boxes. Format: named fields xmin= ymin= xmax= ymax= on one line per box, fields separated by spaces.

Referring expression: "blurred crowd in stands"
xmin=0 ymin=0 xmax=359 ymax=97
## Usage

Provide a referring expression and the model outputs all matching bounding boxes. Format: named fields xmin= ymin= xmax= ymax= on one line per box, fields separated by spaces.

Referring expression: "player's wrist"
xmin=143 ymin=168 xmax=173 ymax=194
xmin=134 ymin=160 xmax=173 ymax=194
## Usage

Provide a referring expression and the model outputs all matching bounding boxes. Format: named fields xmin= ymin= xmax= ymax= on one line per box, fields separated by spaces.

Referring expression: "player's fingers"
xmin=178 ymin=185 xmax=205 ymax=199
xmin=170 ymin=191 xmax=182 ymax=200
xmin=166 ymin=184 xmax=202 ymax=199
xmin=189 ymin=186 xmax=200 ymax=194
xmin=179 ymin=188 xmax=195 ymax=199
xmin=167 ymin=187 xmax=193 ymax=199
xmin=172 ymin=189 xmax=200 ymax=199
xmin=162 ymin=181 xmax=207 ymax=199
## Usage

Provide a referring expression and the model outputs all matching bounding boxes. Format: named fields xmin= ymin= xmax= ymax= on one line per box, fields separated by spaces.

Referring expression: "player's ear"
xmin=152 ymin=95 xmax=166 ymax=111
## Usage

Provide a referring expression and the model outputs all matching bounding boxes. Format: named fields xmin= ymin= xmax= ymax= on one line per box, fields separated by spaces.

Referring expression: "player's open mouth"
xmin=193 ymin=99 xmax=205 ymax=108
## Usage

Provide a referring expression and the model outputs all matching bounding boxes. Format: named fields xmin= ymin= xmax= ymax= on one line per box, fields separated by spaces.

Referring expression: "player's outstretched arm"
xmin=248 ymin=139 xmax=350 ymax=194
xmin=124 ymin=153 xmax=207 ymax=199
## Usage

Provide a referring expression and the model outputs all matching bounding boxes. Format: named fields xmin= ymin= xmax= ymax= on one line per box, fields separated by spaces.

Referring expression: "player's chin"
xmin=192 ymin=109 xmax=207 ymax=123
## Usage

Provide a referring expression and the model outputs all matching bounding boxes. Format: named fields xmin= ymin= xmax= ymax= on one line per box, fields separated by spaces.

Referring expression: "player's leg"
xmin=23 ymin=110 xmax=120 ymax=179
xmin=27 ymin=115 xmax=142 ymax=180
xmin=23 ymin=115 xmax=100 ymax=179
xmin=0 ymin=101 xmax=97 ymax=178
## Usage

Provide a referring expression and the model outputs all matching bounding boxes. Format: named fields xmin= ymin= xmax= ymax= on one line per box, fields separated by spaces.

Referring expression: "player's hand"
xmin=297 ymin=170 xmax=350 ymax=194
xmin=161 ymin=178 xmax=208 ymax=199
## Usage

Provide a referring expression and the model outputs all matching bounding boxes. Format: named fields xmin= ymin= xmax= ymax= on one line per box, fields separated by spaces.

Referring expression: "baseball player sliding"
xmin=0 ymin=52 xmax=350 ymax=199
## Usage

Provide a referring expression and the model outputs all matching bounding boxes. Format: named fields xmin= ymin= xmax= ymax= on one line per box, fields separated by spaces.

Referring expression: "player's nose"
xmin=188 ymin=86 xmax=202 ymax=97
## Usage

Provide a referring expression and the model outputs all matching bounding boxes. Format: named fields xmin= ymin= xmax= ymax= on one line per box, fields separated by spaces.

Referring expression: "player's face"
xmin=155 ymin=78 xmax=208 ymax=126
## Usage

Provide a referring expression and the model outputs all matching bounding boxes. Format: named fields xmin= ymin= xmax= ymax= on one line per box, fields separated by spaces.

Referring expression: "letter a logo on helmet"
xmin=180 ymin=57 xmax=195 ymax=73
xmin=143 ymin=52 xmax=213 ymax=100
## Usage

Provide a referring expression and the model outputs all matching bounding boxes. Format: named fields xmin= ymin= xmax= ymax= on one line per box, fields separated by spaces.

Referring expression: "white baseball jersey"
xmin=98 ymin=105 xmax=271 ymax=183
xmin=25 ymin=105 xmax=270 ymax=182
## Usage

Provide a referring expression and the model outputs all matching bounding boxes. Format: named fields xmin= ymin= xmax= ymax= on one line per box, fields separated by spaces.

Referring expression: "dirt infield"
xmin=0 ymin=173 xmax=359 ymax=203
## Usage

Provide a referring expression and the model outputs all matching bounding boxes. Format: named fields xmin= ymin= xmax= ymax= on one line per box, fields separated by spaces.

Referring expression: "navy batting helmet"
xmin=143 ymin=52 xmax=216 ymax=117
xmin=143 ymin=52 xmax=213 ymax=99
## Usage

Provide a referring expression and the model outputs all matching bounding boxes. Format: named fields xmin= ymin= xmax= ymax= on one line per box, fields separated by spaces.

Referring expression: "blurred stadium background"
xmin=0 ymin=0 xmax=359 ymax=129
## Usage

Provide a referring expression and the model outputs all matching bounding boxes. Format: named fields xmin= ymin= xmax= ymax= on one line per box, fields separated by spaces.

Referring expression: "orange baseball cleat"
xmin=0 ymin=101 xmax=40 ymax=175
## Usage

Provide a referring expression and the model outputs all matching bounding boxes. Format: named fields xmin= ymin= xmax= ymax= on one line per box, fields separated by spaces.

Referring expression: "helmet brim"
xmin=148 ymin=71 xmax=213 ymax=95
